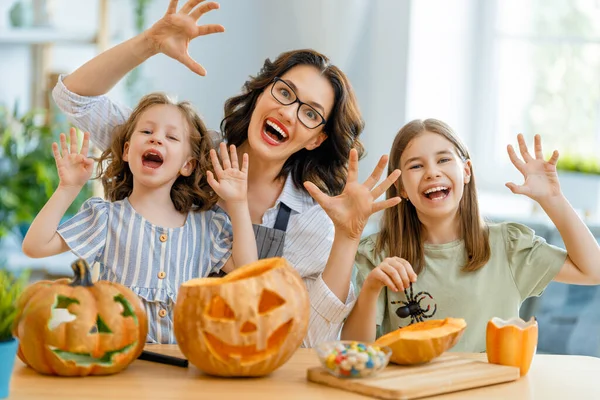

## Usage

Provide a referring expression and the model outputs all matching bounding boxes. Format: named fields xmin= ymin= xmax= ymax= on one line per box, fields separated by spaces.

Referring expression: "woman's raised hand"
xmin=304 ymin=149 xmax=401 ymax=240
xmin=145 ymin=0 xmax=225 ymax=76
xmin=53 ymin=128 xmax=94 ymax=190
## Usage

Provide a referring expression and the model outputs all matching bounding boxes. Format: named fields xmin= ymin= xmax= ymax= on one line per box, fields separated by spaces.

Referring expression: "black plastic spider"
xmin=391 ymin=283 xmax=437 ymax=325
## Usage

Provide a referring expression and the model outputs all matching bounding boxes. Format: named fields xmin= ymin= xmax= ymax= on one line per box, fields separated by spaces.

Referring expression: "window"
xmin=474 ymin=0 xmax=600 ymax=187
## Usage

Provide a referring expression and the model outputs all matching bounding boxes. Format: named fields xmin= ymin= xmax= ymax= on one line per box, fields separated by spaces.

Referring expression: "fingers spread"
xmin=372 ymin=197 xmax=402 ymax=214
xmin=363 ymin=154 xmax=389 ymax=190
xmin=60 ymin=133 xmax=68 ymax=156
xmin=219 ymin=142 xmax=231 ymax=170
xmin=206 ymin=170 xmax=218 ymax=189
xmin=69 ymin=128 xmax=78 ymax=154
xmin=209 ymin=149 xmax=223 ymax=177
xmin=507 ymin=144 xmax=526 ymax=175
xmin=303 ymin=181 xmax=330 ymax=208
xmin=190 ymin=1 xmax=220 ymax=20
xmin=347 ymin=148 xmax=359 ymax=184
xmin=180 ymin=0 xmax=203 ymax=14
xmin=371 ymin=168 xmax=400 ymax=199
xmin=548 ymin=149 xmax=559 ymax=165
xmin=241 ymin=153 xmax=249 ymax=174
xmin=534 ymin=134 xmax=544 ymax=159
xmin=228 ymin=144 xmax=238 ymax=170
xmin=505 ymin=182 xmax=527 ymax=196
xmin=197 ymin=24 xmax=225 ymax=36
xmin=52 ymin=142 xmax=61 ymax=161
xmin=166 ymin=0 xmax=179 ymax=15
xmin=80 ymin=132 xmax=90 ymax=156
xmin=517 ymin=133 xmax=533 ymax=162
xmin=181 ymin=54 xmax=206 ymax=76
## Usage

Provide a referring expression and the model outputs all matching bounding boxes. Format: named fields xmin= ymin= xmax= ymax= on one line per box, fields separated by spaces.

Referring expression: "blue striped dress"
xmin=57 ymin=197 xmax=233 ymax=344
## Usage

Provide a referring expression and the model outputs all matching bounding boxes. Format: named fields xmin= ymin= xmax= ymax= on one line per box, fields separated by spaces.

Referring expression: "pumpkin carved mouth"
xmin=203 ymin=319 xmax=294 ymax=365
xmin=46 ymin=293 xmax=140 ymax=367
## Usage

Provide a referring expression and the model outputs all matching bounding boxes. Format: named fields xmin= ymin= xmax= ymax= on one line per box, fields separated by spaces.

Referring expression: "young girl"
xmin=22 ymin=93 xmax=258 ymax=344
xmin=342 ymin=118 xmax=600 ymax=352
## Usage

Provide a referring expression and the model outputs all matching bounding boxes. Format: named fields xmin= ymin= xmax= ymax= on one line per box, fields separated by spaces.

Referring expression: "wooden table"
xmin=8 ymin=345 xmax=600 ymax=399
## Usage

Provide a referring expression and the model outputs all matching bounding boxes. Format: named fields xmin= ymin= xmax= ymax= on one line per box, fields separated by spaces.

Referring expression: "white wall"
xmin=0 ymin=0 xmax=503 ymax=191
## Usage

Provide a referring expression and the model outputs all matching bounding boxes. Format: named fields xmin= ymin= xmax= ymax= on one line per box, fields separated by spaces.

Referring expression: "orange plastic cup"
xmin=486 ymin=317 xmax=538 ymax=376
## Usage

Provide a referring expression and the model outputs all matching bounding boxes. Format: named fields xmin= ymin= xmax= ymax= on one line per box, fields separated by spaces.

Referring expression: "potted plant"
xmin=0 ymin=268 xmax=29 ymax=399
xmin=0 ymin=105 xmax=92 ymax=240
xmin=556 ymin=154 xmax=600 ymax=219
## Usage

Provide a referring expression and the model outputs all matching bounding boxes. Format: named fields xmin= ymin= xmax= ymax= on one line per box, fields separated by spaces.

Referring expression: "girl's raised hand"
xmin=304 ymin=149 xmax=402 ymax=240
xmin=506 ymin=134 xmax=562 ymax=204
xmin=145 ymin=0 xmax=225 ymax=76
xmin=207 ymin=142 xmax=248 ymax=204
xmin=363 ymin=257 xmax=417 ymax=293
xmin=53 ymin=128 xmax=94 ymax=190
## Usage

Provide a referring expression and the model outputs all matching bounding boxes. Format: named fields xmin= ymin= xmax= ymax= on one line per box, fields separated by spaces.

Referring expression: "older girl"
xmin=343 ymin=119 xmax=600 ymax=352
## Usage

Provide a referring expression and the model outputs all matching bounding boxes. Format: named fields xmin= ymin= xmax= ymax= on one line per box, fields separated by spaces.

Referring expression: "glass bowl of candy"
xmin=314 ymin=340 xmax=392 ymax=378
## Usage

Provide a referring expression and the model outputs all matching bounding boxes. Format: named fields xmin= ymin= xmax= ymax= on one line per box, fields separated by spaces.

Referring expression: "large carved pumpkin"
xmin=374 ymin=318 xmax=467 ymax=365
xmin=12 ymin=259 xmax=147 ymax=376
xmin=486 ymin=317 xmax=538 ymax=376
xmin=173 ymin=257 xmax=310 ymax=377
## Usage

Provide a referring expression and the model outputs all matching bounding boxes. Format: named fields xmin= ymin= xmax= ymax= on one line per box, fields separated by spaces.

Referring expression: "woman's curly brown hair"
xmin=220 ymin=49 xmax=365 ymax=196
xmin=96 ymin=92 xmax=217 ymax=212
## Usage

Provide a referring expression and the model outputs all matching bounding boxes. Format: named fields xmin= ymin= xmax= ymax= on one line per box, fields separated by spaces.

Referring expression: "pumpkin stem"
xmin=70 ymin=259 xmax=94 ymax=287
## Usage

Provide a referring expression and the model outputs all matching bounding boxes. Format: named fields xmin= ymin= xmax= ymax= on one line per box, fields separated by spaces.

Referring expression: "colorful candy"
xmin=319 ymin=341 xmax=388 ymax=378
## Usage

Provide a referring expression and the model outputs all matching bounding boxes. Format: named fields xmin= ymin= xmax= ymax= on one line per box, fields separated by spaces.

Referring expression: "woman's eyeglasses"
xmin=270 ymin=77 xmax=327 ymax=129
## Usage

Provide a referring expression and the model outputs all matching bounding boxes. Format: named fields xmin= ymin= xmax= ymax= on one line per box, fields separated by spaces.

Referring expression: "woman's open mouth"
xmin=262 ymin=118 xmax=289 ymax=145
xmin=141 ymin=149 xmax=164 ymax=169
xmin=422 ymin=186 xmax=451 ymax=201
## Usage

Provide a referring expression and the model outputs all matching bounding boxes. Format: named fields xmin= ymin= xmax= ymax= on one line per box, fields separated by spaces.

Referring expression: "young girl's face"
xmin=399 ymin=131 xmax=471 ymax=219
xmin=247 ymin=64 xmax=334 ymax=163
xmin=123 ymin=104 xmax=194 ymax=188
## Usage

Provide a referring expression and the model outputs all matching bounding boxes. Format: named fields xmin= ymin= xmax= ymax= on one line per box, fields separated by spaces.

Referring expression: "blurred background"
xmin=1 ymin=0 xmax=599 ymax=356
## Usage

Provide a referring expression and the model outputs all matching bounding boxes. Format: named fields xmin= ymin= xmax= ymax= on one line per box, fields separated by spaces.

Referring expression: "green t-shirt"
xmin=354 ymin=222 xmax=567 ymax=352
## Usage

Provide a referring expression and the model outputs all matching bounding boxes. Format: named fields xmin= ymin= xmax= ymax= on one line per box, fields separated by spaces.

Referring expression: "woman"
xmin=52 ymin=0 xmax=401 ymax=346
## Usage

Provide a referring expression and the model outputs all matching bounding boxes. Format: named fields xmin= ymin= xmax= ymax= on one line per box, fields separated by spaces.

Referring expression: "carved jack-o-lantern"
xmin=13 ymin=259 xmax=148 ymax=376
xmin=174 ymin=257 xmax=310 ymax=377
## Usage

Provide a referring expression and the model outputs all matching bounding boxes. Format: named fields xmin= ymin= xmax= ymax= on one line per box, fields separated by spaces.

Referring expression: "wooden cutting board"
xmin=306 ymin=354 xmax=520 ymax=400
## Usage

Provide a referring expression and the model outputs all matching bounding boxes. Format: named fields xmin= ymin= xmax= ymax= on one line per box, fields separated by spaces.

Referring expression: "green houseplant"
xmin=556 ymin=153 xmax=600 ymax=218
xmin=0 ymin=268 xmax=29 ymax=399
xmin=556 ymin=153 xmax=600 ymax=176
xmin=0 ymin=105 xmax=92 ymax=240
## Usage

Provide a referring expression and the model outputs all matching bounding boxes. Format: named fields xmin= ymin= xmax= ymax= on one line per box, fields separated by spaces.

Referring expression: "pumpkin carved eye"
xmin=258 ymin=289 xmax=285 ymax=313
xmin=207 ymin=295 xmax=236 ymax=319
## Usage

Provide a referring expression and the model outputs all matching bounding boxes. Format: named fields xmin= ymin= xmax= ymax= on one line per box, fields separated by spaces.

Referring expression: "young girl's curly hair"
xmin=96 ymin=93 xmax=217 ymax=212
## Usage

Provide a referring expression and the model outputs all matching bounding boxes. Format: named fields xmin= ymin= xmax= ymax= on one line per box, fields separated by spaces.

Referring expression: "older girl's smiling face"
xmin=247 ymin=64 xmax=335 ymax=163
xmin=399 ymin=131 xmax=471 ymax=219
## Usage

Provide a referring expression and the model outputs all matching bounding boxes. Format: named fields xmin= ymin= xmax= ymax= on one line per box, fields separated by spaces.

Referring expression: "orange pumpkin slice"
xmin=374 ymin=318 xmax=467 ymax=365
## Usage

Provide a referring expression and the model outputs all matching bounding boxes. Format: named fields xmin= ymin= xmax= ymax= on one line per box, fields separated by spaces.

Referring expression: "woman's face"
xmin=247 ymin=64 xmax=335 ymax=163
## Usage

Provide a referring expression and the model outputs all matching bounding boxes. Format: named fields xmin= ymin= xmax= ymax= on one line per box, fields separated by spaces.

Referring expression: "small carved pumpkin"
xmin=12 ymin=259 xmax=148 ymax=376
xmin=374 ymin=318 xmax=467 ymax=365
xmin=173 ymin=257 xmax=310 ymax=377
xmin=486 ymin=317 xmax=538 ymax=376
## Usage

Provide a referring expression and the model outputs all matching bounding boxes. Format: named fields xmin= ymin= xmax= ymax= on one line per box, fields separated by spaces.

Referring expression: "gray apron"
xmin=209 ymin=203 xmax=292 ymax=277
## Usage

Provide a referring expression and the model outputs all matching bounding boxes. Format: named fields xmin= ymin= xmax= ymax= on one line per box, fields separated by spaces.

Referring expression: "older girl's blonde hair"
xmin=97 ymin=92 xmax=217 ymax=212
xmin=376 ymin=118 xmax=490 ymax=274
